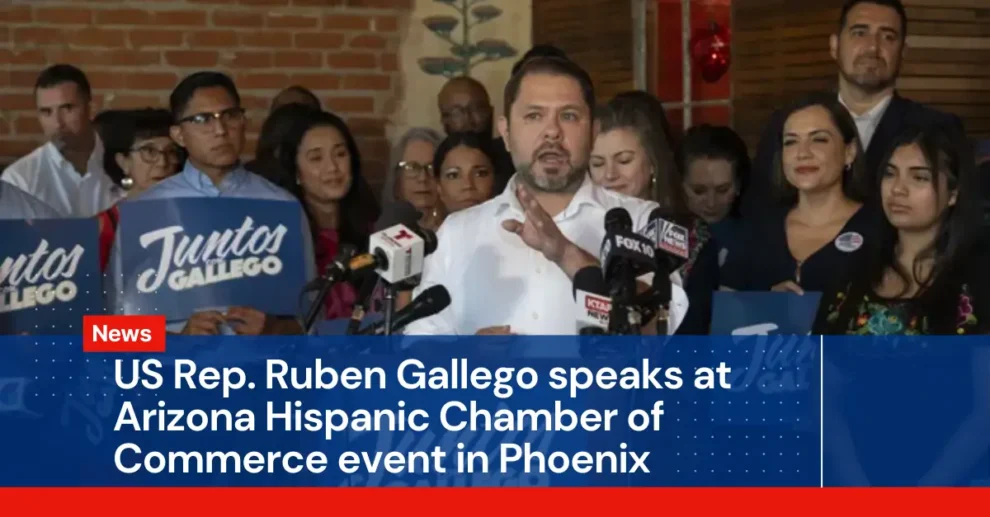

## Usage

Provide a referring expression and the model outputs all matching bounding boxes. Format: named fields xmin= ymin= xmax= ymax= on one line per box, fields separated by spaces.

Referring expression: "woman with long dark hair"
xmin=432 ymin=132 xmax=498 ymax=215
xmin=721 ymin=93 xmax=872 ymax=295
xmin=815 ymin=124 xmax=987 ymax=335
xmin=274 ymin=108 xmax=381 ymax=320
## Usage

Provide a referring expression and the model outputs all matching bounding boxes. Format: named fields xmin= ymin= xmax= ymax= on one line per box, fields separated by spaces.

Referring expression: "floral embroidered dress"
xmin=817 ymin=283 xmax=983 ymax=336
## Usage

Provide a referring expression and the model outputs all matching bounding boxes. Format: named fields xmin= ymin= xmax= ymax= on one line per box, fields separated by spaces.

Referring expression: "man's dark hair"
xmin=169 ymin=71 xmax=241 ymax=119
xmin=511 ymin=44 xmax=568 ymax=76
xmin=270 ymin=85 xmax=321 ymax=111
xmin=35 ymin=64 xmax=91 ymax=100
xmin=503 ymin=56 xmax=594 ymax=120
xmin=839 ymin=0 xmax=907 ymax=40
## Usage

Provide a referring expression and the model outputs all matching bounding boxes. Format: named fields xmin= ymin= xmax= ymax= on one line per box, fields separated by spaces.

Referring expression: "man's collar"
xmin=181 ymin=160 xmax=247 ymax=191
xmin=44 ymin=130 xmax=103 ymax=172
xmin=838 ymin=91 xmax=894 ymax=119
xmin=494 ymin=172 xmax=602 ymax=220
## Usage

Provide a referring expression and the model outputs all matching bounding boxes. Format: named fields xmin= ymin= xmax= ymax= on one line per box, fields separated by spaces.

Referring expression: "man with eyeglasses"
xmin=2 ymin=64 xmax=123 ymax=217
xmin=105 ymin=71 xmax=315 ymax=336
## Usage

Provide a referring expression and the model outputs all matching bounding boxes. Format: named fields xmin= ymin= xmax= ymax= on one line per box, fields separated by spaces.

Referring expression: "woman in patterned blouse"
xmin=814 ymin=123 xmax=986 ymax=335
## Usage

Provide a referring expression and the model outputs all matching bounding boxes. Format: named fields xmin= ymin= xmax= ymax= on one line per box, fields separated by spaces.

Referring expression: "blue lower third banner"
xmin=822 ymin=336 xmax=990 ymax=487
xmin=0 ymin=336 xmax=826 ymax=487
xmin=115 ymin=198 xmax=307 ymax=321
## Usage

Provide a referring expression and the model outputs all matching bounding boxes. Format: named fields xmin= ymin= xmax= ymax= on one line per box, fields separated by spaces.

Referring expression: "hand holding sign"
xmin=226 ymin=306 xmax=267 ymax=335
xmin=771 ymin=280 xmax=805 ymax=296
xmin=180 ymin=311 xmax=225 ymax=335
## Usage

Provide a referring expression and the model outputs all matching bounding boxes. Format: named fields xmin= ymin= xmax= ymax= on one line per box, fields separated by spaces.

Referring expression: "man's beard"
xmin=515 ymin=145 xmax=586 ymax=193
xmin=50 ymin=131 xmax=87 ymax=153
xmin=841 ymin=52 xmax=899 ymax=93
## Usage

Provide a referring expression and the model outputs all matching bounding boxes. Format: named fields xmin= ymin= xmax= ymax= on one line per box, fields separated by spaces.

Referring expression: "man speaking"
xmin=404 ymin=57 xmax=687 ymax=337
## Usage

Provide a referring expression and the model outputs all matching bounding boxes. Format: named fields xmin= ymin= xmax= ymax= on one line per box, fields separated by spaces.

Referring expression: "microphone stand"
xmin=382 ymin=281 xmax=397 ymax=336
xmin=303 ymin=272 xmax=345 ymax=336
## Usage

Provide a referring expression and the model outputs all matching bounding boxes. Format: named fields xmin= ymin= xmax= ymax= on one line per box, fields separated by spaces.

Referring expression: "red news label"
xmin=83 ymin=315 xmax=167 ymax=353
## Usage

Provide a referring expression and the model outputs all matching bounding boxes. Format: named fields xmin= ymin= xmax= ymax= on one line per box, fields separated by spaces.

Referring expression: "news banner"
xmin=1 ymin=199 xmax=988 ymax=513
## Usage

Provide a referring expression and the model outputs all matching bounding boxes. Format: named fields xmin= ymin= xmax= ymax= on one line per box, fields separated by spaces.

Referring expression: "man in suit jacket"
xmin=742 ymin=0 xmax=963 ymax=219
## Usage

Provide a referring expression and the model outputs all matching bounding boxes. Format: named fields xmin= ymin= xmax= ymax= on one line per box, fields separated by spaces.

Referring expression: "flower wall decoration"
xmin=418 ymin=0 xmax=518 ymax=78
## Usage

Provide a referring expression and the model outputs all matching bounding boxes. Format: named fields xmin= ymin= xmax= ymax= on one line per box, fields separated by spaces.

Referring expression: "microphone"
xmin=641 ymin=208 xmax=690 ymax=263
xmin=345 ymin=223 xmax=438 ymax=284
xmin=303 ymin=243 xmax=358 ymax=293
xmin=600 ymin=207 xmax=656 ymax=303
xmin=642 ymin=208 xmax=688 ymax=335
xmin=301 ymin=243 xmax=358 ymax=335
xmin=375 ymin=200 xmax=423 ymax=232
xmin=573 ymin=265 xmax=611 ymax=334
xmin=358 ymin=285 xmax=451 ymax=336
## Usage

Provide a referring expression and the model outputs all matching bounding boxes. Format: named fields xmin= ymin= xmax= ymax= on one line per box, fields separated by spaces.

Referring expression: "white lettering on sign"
xmin=135 ymin=217 xmax=287 ymax=293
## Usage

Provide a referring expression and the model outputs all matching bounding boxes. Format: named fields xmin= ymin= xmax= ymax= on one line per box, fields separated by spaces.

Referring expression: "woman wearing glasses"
xmin=381 ymin=127 xmax=444 ymax=231
xmin=97 ymin=108 xmax=182 ymax=270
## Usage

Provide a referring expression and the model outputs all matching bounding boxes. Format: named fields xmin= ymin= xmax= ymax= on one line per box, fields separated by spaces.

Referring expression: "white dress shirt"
xmin=1 ymin=133 xmax=123 ymax=218
xmin=0 ymin=182 xmax=61 ymax=220
xmin=403 ymin=173 xmax=689 ymax=338
xmin=839 ymin=93 xmax=892 ymax=150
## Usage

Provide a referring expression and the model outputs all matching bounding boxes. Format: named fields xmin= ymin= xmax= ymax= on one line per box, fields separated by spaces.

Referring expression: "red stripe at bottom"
xmin=1 ymin=487 xmax=988 ymax=515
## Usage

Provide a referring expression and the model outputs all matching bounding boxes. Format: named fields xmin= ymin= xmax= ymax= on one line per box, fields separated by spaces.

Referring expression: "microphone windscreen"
xmin=420 ymin=228 xmax=439 ymax=255
xmin=403 ymin=285 xmax=450 ymax=321
xmin=374 ymin=200 xmax=422 ymax=231
xmin=572 ymin=266 xmax=608 ymax=300
xmin=604 ymin=207 xmax=632 ymax=233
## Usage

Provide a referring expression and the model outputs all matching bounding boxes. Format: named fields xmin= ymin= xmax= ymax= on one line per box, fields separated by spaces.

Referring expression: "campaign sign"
xmin=116 ymin=199 xmax=307 ymax=322
xmin=708 ymin=292 xmax=820 ymax=445
xmin=711 ymin=290 xmax=822 ymax=336
xmin=0 ymin=218 xmax=102 ymax=334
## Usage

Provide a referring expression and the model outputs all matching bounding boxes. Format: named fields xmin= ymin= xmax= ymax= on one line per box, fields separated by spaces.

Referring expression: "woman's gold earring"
xmin=121 ymin=176 xmax=134 ymax=190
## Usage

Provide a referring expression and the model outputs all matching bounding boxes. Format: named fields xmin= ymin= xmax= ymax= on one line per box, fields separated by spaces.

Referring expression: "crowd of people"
xmin=1 ymin=0 xmax=986 ymax=336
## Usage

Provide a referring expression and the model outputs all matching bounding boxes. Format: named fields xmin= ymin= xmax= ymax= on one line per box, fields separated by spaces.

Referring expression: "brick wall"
xmin=0 ymin=0 xmax=412 ymax=187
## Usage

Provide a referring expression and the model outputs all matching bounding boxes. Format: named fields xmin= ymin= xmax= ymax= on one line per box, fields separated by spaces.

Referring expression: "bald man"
xmin=270 ymin=85 xmax=321 ymax=114
xmin=437 ymin=76 xmax=494 ymax=137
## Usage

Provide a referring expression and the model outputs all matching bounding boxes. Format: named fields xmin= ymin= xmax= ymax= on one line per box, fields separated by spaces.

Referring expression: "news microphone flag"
xmin=367 ymin=223 xmax=427 ymax=284
xmin=599 ymin=233 xmax=656 ymax=280
xmin=642 ymin=216 xmax=690 ymax=260
xmin=572 ymin=266 xmax=611 ymax=333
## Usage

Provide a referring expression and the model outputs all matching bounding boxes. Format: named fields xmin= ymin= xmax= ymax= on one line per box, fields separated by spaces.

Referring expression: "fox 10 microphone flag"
xmin=114 ymin=198 xmax=308 ymax=322
xmin=3 ymin=320 xmax=989 ymax=488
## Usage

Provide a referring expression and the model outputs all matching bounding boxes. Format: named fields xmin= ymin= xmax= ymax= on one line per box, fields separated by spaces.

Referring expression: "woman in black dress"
xmin=721 ymin=93 xmax=871 ymax=296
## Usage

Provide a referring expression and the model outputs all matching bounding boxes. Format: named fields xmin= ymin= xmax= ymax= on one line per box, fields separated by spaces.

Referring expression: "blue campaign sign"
xmin=0 ymin=218 xmax=103 ymax=334
xmin=708 ymin=292 xmax=821 ymax=440
xmin=710 ymin=291 xmax=823 ymax=335
xmin=116 ymin=198 xmax=307 ymax=322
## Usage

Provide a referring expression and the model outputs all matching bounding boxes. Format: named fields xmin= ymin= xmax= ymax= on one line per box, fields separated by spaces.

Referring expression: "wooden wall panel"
xmin=732 ymin=0 xmax=990 ymax=151
xmin=531 ymin=0 xmax=634 ymax=102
